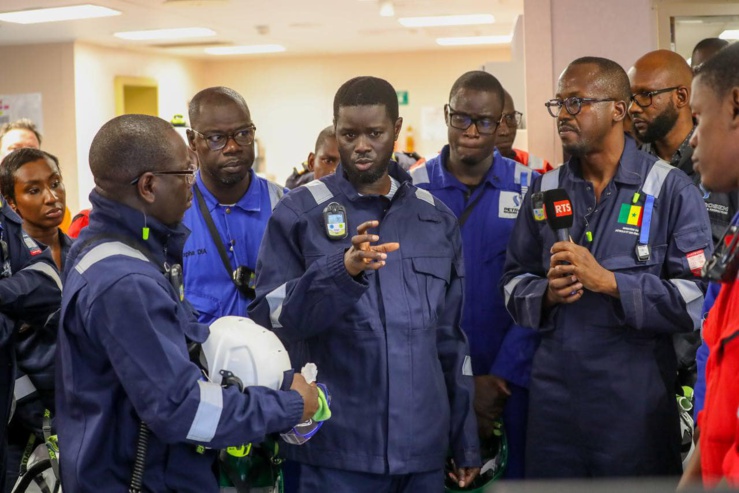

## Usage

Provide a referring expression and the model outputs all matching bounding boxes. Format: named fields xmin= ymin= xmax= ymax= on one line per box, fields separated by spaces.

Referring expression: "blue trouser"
xmin=299 ymin=464 xmax=444 ymax=493
xmin=501 ymin=382 xmax=528 ymax=479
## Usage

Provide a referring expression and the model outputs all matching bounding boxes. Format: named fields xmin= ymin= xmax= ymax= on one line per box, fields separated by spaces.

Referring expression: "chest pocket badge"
xmin=499 ymin=191 xmax=521 ymax=219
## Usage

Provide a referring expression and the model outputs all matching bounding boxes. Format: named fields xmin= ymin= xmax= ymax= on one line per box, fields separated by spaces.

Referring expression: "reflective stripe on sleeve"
xmin=669 ymin=279 xmax=704 ymax=330
xmin=503 ymin=273 xmax=537 ymax=306
xmin=75 ymin=242 xmax=149 ymax=274
xmin=267 ymin=181 xmax=285 ymax=211
xmin=410 ymin=164 xmax=430 ymax=186
xmin=415 ymin=188 xmax=435 ymax=206
xmin=266 ymin=283 xmax=287 ymax=329
xmin=540 ymin=169 xmax=560 ymax=192
xmin=642 ymin=159 xmax=673 ymax=199
xmin=14 ymin=374 xmax=37 ymax=402
xmin=22 ymin=262 xmax=62 ymax=292
xmin=186 ymin=380 xmax=224 ymax=442
xmin=462 ymin=355 xmax=473 ymax=376
xmin=304 ymin=180 xmax=333 ymax=205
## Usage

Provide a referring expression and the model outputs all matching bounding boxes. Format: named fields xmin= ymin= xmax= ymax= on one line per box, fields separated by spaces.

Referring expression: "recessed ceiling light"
xmin=0 ymin=4 xmax=121 ymax=24
xmin=205 ymin=45 xmax=286 ymax=55
xmin=719 ymin=29 xmax=739 ymax=40
xmin=379 ymin=0 xmax=395 ymax=17
xmin=114 ymin=27 xmax=216 ymax=41
xmin=436 ymin=35 xmax=512 ymax=46
xmin=399 ymin=14 xmax=494 ymax=28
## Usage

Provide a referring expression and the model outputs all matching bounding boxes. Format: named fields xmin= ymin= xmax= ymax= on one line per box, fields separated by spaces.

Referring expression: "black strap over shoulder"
xmin=458 ymin=191 xmax=486 ymax=228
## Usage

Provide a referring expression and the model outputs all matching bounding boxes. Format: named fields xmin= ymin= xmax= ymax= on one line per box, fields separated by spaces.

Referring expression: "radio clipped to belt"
xmin=194 ymin=185 xmax=256 ymax=299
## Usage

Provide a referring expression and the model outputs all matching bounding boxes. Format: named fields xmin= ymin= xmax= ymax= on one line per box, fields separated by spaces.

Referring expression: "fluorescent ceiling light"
xmin=114 ymin=27 xmax=216 ymax=41
xmin=205 ymin=45 xmax=286 ymax=55
xmin=379 ymin=0 xmax=395 ymax=17
xmin=436 ymin=35 xmax=512 ymax=46
xmin=0 ymin=4 xmax=120 ymax=24
xmin=399 ymin=14 xmax=494 ymax=28
xmin=719 ymin=29 xmax=739 ymax=40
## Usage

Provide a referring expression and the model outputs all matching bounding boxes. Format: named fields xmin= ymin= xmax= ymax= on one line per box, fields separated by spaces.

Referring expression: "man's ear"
xmin=136 ymin=173 xmax=157 ymax=205
xmin=675 ymin=86 xmax=690 ymax=109
xmin=394 ymin=117 xmax=403 ymax=141
xmin=306 ymin=152 xmax=316 ymax=172
xmin=5 ymin=198 xmax=18 ymax=215
xmin=186 ymin=129 xmax=197 ymax=151
xmin=613 ymin=100 xmax=628 ymax=123
xmin=731 ymin=87 xmax=739 ymax=127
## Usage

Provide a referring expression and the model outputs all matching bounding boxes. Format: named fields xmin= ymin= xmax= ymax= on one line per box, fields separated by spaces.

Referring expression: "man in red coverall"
xmin=679 ymin=41 xmax=739 ymax=490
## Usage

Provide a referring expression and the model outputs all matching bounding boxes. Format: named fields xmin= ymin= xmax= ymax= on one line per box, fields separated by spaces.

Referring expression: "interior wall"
xmin=199 ymin=47 xmax=511 ymax=184
xmin=73 ymin=42 xmax=206 ymax=209
xmin=0 ymin=43 xmax=77 ymax=211
xmin=524 ymin=0 xmax=658 ymax=166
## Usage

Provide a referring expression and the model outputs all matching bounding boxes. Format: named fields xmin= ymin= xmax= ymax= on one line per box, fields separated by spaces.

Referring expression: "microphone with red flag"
xmin=542 ymin=188 xmax=574 ymax=243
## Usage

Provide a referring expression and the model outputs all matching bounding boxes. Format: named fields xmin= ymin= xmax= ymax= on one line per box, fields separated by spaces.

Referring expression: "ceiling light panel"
xmin=436 ymin=35 xmax=512 ymax=46
xmin=399 ymin=14 xmax=495 ymax=28
xmin=205 ymin=44 xmax=286 ymax=55
xmin=0 ymin=4 xmax=121 ymax=24
xmin=719 ymin=29 xmax=739 ymax=40
xmin=114 ymin=27 xmax=216 ymax=41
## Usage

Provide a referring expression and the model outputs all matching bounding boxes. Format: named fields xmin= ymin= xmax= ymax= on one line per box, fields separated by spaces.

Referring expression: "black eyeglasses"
xmin=190 ymin=125 xmax=256 ymax=151
xmin=445 ymin=104 xmax=501 ymax=135
xmin=629 ymin=86 xmax=680 ymax=108
xmin=499 ymin=111 xmax=523 ymax=128
xmin=129 ymin=169 xmax=196 ymax=186
xmin=545 ymin=97 xmax=616 ymax=117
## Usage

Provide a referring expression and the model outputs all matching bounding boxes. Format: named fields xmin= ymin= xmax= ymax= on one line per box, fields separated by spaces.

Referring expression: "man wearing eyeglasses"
xmin=629 ymin=50 xmax=737 ymax=246
xmin=183 ymin=87 xmax=286 ymax=325
xmin=411 ymin=71 xmax=538 ymax=479
xmin=496 ymin=90 xmax=553 ymax=174
xmin=502 ymin=56 xmax=712 ymax=478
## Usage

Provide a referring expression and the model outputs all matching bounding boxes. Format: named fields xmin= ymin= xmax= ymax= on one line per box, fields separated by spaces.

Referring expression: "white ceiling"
xmin=0 ymin=0 xmax=523 ymax=58
xmin=674 ymin=15 xmax=739 ymax=60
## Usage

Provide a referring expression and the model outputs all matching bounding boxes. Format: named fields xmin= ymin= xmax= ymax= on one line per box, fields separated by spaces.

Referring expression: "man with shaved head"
xmin=183 ymin=87 xmax=286 ymax=324
xmin=691 ymin=38 xmax=729 ymax=73
xmin=629 ymin=50 xmax=737 ymax=245
xmin=56 ymin=114 xmax=317 ymax=492
xmin=502 ymin=56 xmax=712 ymax=477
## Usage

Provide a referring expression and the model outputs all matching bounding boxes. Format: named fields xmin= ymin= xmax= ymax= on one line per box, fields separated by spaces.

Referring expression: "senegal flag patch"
xmin=618 ymin=203 xmax=643 ymax=226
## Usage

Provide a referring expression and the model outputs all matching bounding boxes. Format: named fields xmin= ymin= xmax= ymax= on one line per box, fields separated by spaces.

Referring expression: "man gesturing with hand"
xmin=250 ymin=76 xmax=479 ymax=492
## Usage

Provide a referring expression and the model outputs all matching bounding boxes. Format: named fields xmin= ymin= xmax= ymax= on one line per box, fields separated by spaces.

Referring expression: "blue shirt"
xmin=412 ymin=146 xmax=540 ymax=387
xmin=182 ymin=169 xmax=284 ymax=324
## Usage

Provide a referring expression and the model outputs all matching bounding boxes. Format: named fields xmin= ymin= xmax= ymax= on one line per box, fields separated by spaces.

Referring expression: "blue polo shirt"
xmin=182 ymin=169 xmax=284 ymax=324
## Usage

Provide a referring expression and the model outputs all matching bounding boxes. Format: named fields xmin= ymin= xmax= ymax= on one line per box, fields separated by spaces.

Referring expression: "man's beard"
xmin=343 ymin=160 xmax=389 ymax=186
xmin=638 ymin=101 xmax=679 ymax=144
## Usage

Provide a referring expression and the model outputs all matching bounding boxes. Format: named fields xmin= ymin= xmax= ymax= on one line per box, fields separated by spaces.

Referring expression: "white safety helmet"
xmin=200 ymin=316 xmax=291 ymax=391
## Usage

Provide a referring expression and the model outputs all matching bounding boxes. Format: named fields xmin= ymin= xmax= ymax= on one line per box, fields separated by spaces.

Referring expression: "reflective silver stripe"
xmin=503 ymin=273 xmax=537 ymax=306
xmin=304 ymin=180 xmax=333 ymax=205
xmin=462 ymin=355 xmax=473 ymax=376
xmin=540 ymin=169 xmax=560 ymax=192
xmin=14 ymin=374 xmax=36 ymax=401
xmin=528 ymin=154 xmax=544 ymax=169
xmin=410 ymin=164 xmax=430 ymax=186
xmin=415 ymin=188 xmax=435 ymax=206
xmin=642 ymin=159 xmax=673 ymax=199
xmin=670 ymin=279 xmax=704 ymax=330
xmin=266 ymin=283 xmax=287 ymax=329
xmin=75 ymin=242 xmax=149 ymax=275
xmin=23 ymin=262 xmax=62 ymax=292
xmin=513 ymin=162 xmax=530 ymax=185
xmin=267 ymin=181 xmax=285 ymax=211
xmin=186 ymin=380 xmax=224 ymax=442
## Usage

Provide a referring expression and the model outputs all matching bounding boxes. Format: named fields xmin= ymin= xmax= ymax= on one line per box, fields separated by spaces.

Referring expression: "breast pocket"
xmin=409 ymin=256 xmax=452 ymax=330
xmin=600 ymin=244 xmax=667 ymax=274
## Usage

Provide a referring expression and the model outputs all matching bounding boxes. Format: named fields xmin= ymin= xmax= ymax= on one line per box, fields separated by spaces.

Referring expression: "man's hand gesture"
xmin=344 ymin=220 xmax=400 ymax=277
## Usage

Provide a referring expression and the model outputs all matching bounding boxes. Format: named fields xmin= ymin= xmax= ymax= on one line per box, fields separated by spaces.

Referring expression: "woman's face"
xmin=11 ymin=158 xmax=66 ymax=230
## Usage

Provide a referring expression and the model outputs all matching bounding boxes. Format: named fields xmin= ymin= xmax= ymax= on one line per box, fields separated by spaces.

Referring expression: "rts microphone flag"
xmin=543 ymin=188 xmax=574 ymax=242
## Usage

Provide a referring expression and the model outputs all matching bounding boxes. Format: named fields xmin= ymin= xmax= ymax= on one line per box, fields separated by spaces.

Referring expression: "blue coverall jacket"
xmin=412 ymin=146 xmax=540 ymax=386
xmin=500 ymin=137 xmax=712 ymax=477
xmin=0 ymin=201 xmax=61 ymax=483
xmin=249 ymin=163 xmax=480 ymax=475
xmin=57 ymin=191 xmax=304 ymax=493
xmin=182 ymin=170 xmax=285 ymax=324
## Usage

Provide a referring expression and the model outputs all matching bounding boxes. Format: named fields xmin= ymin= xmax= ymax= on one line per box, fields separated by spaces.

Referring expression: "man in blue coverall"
xmin=183 ymin=87 xmax=285 ymax=324
xmin=0 ymin=187 xmax=60 ymax=493
xmin=249 ymin=76 xmax=480 ymax=492
xmin=56 ymin=114 xmax=318 ymax=492
xmin=412 ymin=70 xmax=538 ymax=479
xmin=501 ymin=57 xmax=712 ymax=477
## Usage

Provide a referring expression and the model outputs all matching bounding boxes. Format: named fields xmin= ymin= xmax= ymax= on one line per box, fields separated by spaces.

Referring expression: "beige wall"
xmin=74 ymin=43 xmax=206 ymax=209
xmin=524 ymin=0 xmax=658 ymax=165
xmin=0 ymin=43 xmax=77 ymax=209
xmin=199 ymin=48 xmax=511 ymax=184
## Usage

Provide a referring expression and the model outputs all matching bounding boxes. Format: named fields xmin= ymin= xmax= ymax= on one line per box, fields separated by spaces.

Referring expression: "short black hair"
xmin=0 ymin=118 xmax=42 ymax=146
xmin=188 ymin=87 xmax=249 ymax=129
xmin=448 ymin=71 xmax=505 ymax=107
xmin=568 ymin=56 xmax=631 ymax=102
xmin=692 ymin=38 xmax=729 ymax=58
xmin=89 ymin=114 xmax=179 ymax=189
xmin=314 ymin=125 xmax=336 ymax=153
xmin=333 ymin=76 xmax=399 ymax=122
xmin=694 ymin=41 xmax=739 ymax=98
xmin=0 ymin=148 xmax=59 ymax=202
